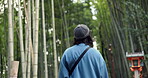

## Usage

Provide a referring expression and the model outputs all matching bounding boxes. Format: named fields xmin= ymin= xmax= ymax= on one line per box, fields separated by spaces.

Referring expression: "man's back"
xmin=59 ymin=43 xmax=108 ymax=78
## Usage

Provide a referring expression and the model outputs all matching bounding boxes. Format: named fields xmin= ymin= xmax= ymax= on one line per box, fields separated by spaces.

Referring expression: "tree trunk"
xmin=27 ymin=0 xmax=32 ymax=78
xmin=42 ymin=0 xmax=48 ymax=77
xmin=129 ymin=31 xmax=134 ymax=52
xmin=8 ymin=0 xmax=14 ymax=77
xmin=51 ymin=0 xmax=58 ymax=78
xmin=23 ymin=1 xmax=29 ymax=77
xmin=18 ymin=0 xmax=26 ymax=77
xmin=32 ymin=0 xmax=36 ymax=48
xmin=62 ymin=2 xmax=70 ymax=48
xmin=33 ymin=0 xmax=40 ymax=77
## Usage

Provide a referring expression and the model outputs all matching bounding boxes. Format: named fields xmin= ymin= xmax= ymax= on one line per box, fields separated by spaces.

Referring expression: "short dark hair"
xmin=73 ymin=35 xmax=93 ymax=47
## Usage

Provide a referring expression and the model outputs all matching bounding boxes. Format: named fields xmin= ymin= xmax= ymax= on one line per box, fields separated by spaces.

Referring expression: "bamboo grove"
xmin=0 ymin=0 xmax=148 ymax=78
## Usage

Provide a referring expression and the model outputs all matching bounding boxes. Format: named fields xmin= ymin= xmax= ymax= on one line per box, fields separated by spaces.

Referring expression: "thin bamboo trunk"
xmin=57 ymin=0 xmax=64 ymax=55
xmin=41 ymin=0 xmax=48 ymax=77
xmin=125 ymin=25 xmax=130 ymax=52
xmin=33 ymin=0 xmax=40 ymax=77
xmin=31 ymin=0 xmax=36 ymax=77
xmin=27 ymin=43 xmax=31 ymax=78
xmin=8 ymin=0 xmax=14 ymax=62
xmin=8 ymin=0 xmax=14 ymax=77
xmin=32 ymin=0 xmax=36 ymax=47
xmin=51 ymin=0 xmax=58 ymax=78
xmin=23 ymin=1 xmax=29 ymax=77
xmin=18 ymin=0 xmax=26 ymax=78
xmin=58 ymin=0 xmax=70 ymax=48
xmin=129 ymin=31 xmax=134 ymax=53
xmin=25 ymin=24 xmax=29 ymax=77
xmin=134 ymin=21 xmax=144 ymax=51
xmin=62 ymin=5 xmax=70 ymax=47
xmin=27 ymin=0 xmax=31 ymax=78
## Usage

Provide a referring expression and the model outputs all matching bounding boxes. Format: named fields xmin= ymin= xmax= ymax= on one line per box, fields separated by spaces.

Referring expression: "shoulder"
xmin=88 ymin=48 xmax=102 ymax=56
xmin=64 ymin=45 xmax=76 ymax=54
xmin=87 ymin=48 xmax=105 ymax=63
xmin=62 ymin=45 xmax=77 ymax=58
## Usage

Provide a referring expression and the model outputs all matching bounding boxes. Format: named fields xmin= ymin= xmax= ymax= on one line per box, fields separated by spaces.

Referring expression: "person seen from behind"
xmin=59 ymin=24 xmax=109 ymax=78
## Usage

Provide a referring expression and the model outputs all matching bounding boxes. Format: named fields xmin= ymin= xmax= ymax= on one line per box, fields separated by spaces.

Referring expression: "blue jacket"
xmin=59 ymin=43 xmax=108 ymax=78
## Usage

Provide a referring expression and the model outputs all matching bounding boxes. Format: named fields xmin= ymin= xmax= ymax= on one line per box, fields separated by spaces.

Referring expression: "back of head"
xmin=74 ymin=24 xmax=90 ymax=40
xmin=73 ymin=24 xmax=93 ymax=47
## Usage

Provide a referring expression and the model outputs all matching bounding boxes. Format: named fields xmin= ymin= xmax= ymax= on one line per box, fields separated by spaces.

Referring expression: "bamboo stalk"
xmin=33 ymin=0 xmax=40 ymax=77
xmin=32 ymin=0 xmax=36 ymax=48
xmin=23 ymin=1 xmax=29 ymax=77
xmin=18 ymin=0 xmax=26 ymax=78
xmin=8 ymin=0 xmax=14 ymax=77
xmin=51 ymin=0 xmax=58 ymax=78
xmin=41 ymin=0 xmax=48 ymax=77
xmin=27 ymin=0 xmax=31 ymax=78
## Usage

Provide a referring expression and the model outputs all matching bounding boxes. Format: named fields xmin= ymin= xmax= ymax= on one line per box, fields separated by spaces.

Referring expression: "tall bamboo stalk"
xmin=8 ymin=0 xmax=14 ymax=62
xmin=129 ymin=31 xmax=134 ymax=52
xmin=41 ymin=0 xmax=48 ymax=77
xmin=23 ymin=1 xmax=29 ymax=77
xmin=33 ymin=0 xmax=40 ymax=77
xmin=51 ymin=0 xmax=58 ymax=78
xmin=62 ymin=3 xmax=70 ymax=48
xmin=27 ymin=0 xmax=31 ymax=78
xmin=32 ymin=0 xmax=35 ymax=47
xmin=18 ymin=0 xmax=26 ymax=78
xmin=8 ymin=0 xmax=14 ymax=77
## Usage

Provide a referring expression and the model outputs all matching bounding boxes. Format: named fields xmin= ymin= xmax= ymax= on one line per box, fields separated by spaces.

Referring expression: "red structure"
xmin=126 ymin=52 xmax=144 ymax=78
